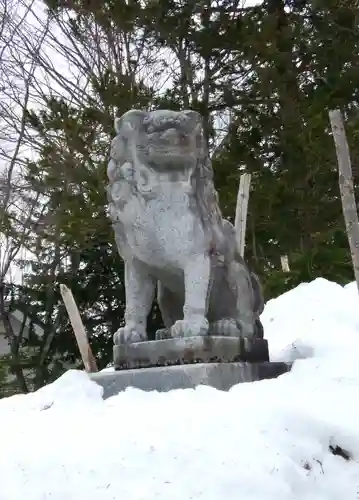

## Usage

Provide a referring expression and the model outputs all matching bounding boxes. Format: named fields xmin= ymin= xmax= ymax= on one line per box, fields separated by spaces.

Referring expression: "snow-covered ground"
xmin=0 ymin=278 xmax=359 ymax=500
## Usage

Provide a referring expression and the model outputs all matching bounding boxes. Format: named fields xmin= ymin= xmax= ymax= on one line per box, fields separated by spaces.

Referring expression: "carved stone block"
xmin=113 ymin=336 xmax=269 ymax=370
xmin=90 ymin=361 xmax=291 ymax=398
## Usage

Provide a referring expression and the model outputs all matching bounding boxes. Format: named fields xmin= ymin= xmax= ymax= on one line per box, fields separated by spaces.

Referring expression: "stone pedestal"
xmin=90 ymin=361 xmax=291 ymax=399
xmin=100 ymin=336 xmax=291 ymax=400
xmin=113 ymin=336 xmax=269 ymax=370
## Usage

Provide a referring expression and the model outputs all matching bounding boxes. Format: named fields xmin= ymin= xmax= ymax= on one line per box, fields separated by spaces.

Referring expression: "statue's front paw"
xmin=170 ymin=316 xmax=209 ymax=338
xmin=113 ymin=325 xmax=147 ymax=345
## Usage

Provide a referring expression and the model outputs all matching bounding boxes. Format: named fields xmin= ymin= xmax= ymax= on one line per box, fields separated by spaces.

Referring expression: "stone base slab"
xmin=90 ymin=362 xmax=291 ymax=399
xmin=113 ymin=336 xmax=269 ymax=370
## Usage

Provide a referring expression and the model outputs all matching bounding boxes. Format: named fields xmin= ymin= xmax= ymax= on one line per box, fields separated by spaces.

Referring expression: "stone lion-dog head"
xmin=107 ymin=109 xmax=225 ymax=253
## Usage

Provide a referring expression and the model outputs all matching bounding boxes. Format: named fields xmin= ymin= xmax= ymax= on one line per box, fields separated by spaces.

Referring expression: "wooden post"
xmin=60 ymin=284 xmax=98 ymax=373
xmin=234 ymin=173 xmax=251 ymax=258
xmin=329 ymin=109 xmax=359 ymax=295
xmin=280 ymin=255 xmax=290 ymax=273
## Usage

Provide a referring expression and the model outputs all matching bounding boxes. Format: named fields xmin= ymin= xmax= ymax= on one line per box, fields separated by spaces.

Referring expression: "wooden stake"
xmin=60 ymin=284 xmax=98 ymax=373
xmin=234 ymin=173 xmax=252 ymax=258
xmin=329 ymin=109 xmax=359 ymax=295
xmin=280 ymin=255 xmax=290 ymax=273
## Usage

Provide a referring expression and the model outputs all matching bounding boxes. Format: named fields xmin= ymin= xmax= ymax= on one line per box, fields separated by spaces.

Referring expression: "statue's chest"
xmin=124 ymin=196 xmax=203 ymax=267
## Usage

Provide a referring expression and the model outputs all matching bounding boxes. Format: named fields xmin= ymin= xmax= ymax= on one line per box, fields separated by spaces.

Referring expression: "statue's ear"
xmin=114 ymin=109 xmax=147 ymax=135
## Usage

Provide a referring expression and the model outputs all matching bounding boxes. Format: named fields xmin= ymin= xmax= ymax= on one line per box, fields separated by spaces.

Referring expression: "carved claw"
xmin=113 ymin=326 xmax=147 ymax=345
xmin=170 ymin=316 xmax=209 ymax=338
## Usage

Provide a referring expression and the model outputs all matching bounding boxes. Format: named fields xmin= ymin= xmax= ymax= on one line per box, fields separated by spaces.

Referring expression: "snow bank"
xmin=0 ymin=278 xmax=358 ymax=500
xmin=264 ymin=277 xmax=359 ymax=362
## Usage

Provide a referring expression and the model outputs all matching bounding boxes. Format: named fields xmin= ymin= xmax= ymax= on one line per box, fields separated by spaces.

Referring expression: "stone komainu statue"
xmin=107 ymin=109 xmax=264 ymax=344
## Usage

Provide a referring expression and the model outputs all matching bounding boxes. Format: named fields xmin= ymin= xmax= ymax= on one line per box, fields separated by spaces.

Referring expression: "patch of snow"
xmin=263 ymin=277 xmax=359 ymax=362
xmin=0 ymin=277 xmax=358 ymax=500
xmin=100 ymin=366 xmax=114 ymax=373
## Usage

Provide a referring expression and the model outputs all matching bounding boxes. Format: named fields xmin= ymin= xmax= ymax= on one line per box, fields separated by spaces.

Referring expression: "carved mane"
xmin=192 ymin=143 xmax=225 ymax=253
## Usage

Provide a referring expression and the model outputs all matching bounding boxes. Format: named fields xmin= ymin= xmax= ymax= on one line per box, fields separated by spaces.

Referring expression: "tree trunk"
xmin=266 ymin=0 xmax=314 ymax=250
xmin=0 ymin=284 xmax=28 ymax=393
